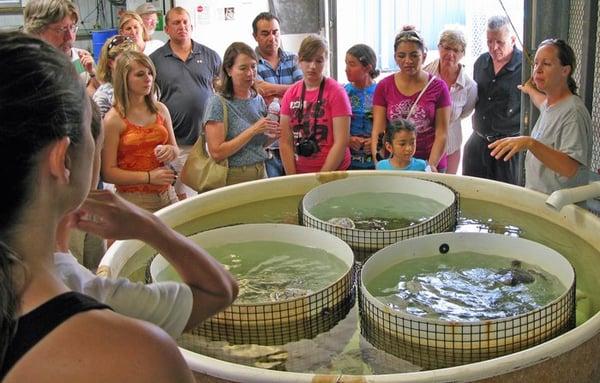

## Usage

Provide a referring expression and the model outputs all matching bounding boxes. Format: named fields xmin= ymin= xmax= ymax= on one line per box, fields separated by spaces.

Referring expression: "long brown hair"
xmin=0 ymin=31 xmax=86 ymax=365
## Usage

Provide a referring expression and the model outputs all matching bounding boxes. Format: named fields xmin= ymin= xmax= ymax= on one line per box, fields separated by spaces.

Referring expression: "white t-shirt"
xmin=144 ymin=39 xmax=165 ymax=55
xmin=54 ymin=251 xmax=193 ymax=339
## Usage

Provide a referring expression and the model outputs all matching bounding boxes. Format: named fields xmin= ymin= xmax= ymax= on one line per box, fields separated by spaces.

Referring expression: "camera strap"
xmin=298 ymin=78 xmax=326 ymax=140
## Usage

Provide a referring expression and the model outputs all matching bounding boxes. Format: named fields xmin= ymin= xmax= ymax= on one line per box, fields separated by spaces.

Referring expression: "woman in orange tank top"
xmin=102 ymin=51 xmax=179 ymax=212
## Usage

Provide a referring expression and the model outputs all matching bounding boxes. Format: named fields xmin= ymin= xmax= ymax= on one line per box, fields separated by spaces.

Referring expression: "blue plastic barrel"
xmin=91 ymin=28 xmax=118 ymax=60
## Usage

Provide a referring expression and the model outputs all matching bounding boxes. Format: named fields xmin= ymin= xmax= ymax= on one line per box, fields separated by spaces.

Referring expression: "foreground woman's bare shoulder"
xmin=5 ymin=309 xmax=194 ymax=383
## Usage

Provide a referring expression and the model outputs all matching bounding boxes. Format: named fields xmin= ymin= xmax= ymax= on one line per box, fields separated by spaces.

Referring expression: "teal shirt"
xmin=376 ymin=157 xmax=429 ymax=171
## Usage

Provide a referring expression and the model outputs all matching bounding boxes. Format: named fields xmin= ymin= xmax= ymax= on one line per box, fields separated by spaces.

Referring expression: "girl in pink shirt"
xmin=280 ymin=35 xmax=352 ymax=174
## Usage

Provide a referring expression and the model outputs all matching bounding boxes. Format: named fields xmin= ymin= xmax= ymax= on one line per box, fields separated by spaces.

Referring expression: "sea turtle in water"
xmin=269 ymin=287 xmax=312 ymax=302
xmin=327 ymin=217 xmax=356 ymax=229
xmin=497 ymin=260 xmax=535 ymax=286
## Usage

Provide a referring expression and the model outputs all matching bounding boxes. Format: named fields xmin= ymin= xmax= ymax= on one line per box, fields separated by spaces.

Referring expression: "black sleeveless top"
xmin=1 ymin=292 xmax=111 ymax=379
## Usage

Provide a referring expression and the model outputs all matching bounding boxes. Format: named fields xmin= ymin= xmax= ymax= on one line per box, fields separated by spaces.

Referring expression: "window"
xmin=335 ymin=0 xmax=524 ymax=82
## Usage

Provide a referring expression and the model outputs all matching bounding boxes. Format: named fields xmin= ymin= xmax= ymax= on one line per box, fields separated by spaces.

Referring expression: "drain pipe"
xmin=545 ymin=181 xmax=600 ymax=210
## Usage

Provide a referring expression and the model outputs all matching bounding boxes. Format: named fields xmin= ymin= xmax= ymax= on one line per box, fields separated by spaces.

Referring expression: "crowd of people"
xmin=0 ymin=0 xmax=594 ymax=379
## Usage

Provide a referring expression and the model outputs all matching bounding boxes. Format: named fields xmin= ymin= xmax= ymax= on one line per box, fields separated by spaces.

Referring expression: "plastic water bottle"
xmin=265 ymin=97 xmax=280 ymax=138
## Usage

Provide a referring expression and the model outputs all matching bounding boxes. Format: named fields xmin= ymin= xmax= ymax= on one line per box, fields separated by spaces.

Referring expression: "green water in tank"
xmin=308 ymin=192 xmax=447 ymax=230
xmin=156 ymin=240 xmax=348 ymax=304
xmin=367 ymin=252 xmax=566 ymax=321
xmin=125 ymin=196 xmax=599 ymax=374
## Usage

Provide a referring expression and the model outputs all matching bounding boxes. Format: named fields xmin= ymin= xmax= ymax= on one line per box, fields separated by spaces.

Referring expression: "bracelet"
xmin=146 ymin=171 xmax=151 ymax=184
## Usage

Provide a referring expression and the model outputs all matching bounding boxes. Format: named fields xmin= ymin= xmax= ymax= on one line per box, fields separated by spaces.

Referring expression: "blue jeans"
xmin=265 ymin=149 xmax=285 ymax=177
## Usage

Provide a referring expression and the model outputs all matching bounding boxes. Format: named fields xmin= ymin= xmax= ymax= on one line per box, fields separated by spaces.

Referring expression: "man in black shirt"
xmin=463 ymin=15 xmax=522 ymax=184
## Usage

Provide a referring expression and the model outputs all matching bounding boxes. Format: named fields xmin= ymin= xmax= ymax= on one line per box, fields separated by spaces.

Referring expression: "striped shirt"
xmin=255 ymin=48 xmax=303 ymax=85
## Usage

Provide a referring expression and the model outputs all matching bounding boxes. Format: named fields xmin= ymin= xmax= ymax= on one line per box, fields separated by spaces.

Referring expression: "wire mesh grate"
xmin=299 ymin=178 xmax=459 ymax=262
xmin=184 ymin=263 xmax=355 ymax=345
xmin=358 ymin=268 xmax=576 ymax=370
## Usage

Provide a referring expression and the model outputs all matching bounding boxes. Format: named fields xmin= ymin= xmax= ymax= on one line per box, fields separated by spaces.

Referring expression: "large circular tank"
xmin=150 ymin=223 xmax=355 ymax=345
xmin=360 ymin=232 xmax=576 ymax=369
xmin=100 ymin=171 xmax=600 ymax=382
xmin=300 ymin=175 xmax=458 ymax=261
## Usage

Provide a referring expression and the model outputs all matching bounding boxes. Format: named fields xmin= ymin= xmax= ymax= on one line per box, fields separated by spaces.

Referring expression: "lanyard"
xmin=298 ymin=78 xmax=326 ymax=137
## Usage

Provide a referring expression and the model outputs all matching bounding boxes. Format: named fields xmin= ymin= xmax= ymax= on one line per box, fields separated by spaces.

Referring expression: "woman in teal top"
xmin=344 ymin=44 xmax=380 ymax=169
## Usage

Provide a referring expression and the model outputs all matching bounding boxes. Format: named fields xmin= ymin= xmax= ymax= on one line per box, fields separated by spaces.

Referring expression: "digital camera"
xmin=297 ymin=136 xmax=320 ymax=157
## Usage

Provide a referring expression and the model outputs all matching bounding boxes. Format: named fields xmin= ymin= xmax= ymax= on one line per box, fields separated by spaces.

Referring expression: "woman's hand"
xmin=74 ymin=189 xmax=155 ymax=241
xmin=489 ymin=136 xmax=532 ymax=161
xmin=154 ymin=144 xmax=179 ymax=163
xmin=251 ymin=117 xmax=276 ymax=136
xmin=349 ymin=136 xmax=363 ymax=151
xmin=148 ymin=166 xmax=177 ymax=186
xmin=264 ymin=120 xmax=280 ymax=139
xmin=362 ymin=137 xmax=372 ymax=154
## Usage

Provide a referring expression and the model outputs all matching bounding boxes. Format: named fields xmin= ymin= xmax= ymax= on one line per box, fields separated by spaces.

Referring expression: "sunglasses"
xmin=395 ymin=30 xmax=424 ymax=44
xmin=107 ymin=35 xmax=134 ymax=51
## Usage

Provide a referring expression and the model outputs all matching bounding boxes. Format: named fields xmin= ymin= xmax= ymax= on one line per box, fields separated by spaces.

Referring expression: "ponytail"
xmin=567 ymin=77 xmax=578 ymax=95
xmin=0 ymin=241 xmax=23 ymax=366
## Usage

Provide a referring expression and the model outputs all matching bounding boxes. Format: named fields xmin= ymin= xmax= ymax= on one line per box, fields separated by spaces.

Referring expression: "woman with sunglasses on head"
xmin=119 ymin=11 xmax=163 ymax=55
xmin=102 ymin=51 xmax=179 ymax=212
xmin=489 ymin=39 xmax=592 ymax=194
xmin=371 ymin=27 xmax=451 ymax=172
xmin=0 ymin=31 xmax=194 ymax=383
xmin=424 ymin=27 xmax=477 ymax=174
xmin=344 ymin=44 xmax=380 ymax=170
xmin=279 ymin=34 xmax=352 ymax=174
xmin=93 ymin=35 xmax=139 ymax=119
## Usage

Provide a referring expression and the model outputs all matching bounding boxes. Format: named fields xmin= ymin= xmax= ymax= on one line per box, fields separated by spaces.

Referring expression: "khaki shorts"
xmin=171 ymin=145 xmax=197 ymax=198
xmin=117 ymin=187 xmax=179 ymax=213
xmin=226 ymin=163 xmax=266 ymax=186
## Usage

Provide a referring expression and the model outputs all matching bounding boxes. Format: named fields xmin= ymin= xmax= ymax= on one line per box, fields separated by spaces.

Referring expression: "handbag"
xmin=181 ymin=97 xmax=229 ymax=193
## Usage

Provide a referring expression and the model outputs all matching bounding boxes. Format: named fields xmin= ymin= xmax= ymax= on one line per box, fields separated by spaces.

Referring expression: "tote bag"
xmin=181 ymin=97 xmax=229 ymax=193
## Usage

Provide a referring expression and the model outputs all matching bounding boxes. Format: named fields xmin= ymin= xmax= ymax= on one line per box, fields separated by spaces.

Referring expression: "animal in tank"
xmin=497 ymin=260 xmax=535 ymax=286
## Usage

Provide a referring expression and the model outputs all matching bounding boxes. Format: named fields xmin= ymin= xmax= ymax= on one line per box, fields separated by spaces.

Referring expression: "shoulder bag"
xmin=181 ymin=97 xmax=229 ymax=193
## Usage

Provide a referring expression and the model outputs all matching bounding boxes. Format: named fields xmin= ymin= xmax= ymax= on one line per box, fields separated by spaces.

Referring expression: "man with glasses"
xmin=463 ymin=15 xmax=522 ymax=184
xmin=24 ymin=0 xmax=99 ymax=95
xmin=251 ymin=12 xmax=303 ymax=177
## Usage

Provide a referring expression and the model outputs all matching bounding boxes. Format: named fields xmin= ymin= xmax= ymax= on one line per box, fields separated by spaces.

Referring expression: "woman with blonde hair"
xmin=119 ymin=11 xmax=163 ymax=55
xmin=279 ymin=34 xmax=352 ymax=174
xmin=102 ymin=50 xmax=179 ymax=211
xmin=92 ymin=34 xmax=139 ymax=118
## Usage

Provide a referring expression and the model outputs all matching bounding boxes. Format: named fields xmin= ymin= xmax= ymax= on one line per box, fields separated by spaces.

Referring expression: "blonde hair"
xmin=24 ymin=0 xmax=79 ymax=35
xmin=112 ymin=51 xmax=159 ymax=116
xmin=298 ymin=34 xmax=329 ymax=62
xmin=96 ymin=35 xmax=139 ymax=84
xmin=119 ymin=11 xmax=149 ymax=43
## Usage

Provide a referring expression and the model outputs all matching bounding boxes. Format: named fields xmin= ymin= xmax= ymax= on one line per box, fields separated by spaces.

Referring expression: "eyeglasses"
xmin=107 ymin=35 xmax=134 ymax=51
xmin=439 ymin=44 xmax=464 ymax=54
xmin=47 ymin=24 xmax=79 ymax=35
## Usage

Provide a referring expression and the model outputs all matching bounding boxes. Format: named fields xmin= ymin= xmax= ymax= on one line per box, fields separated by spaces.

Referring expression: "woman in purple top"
xmin=370 ymin=28 xmax=451 ymax=172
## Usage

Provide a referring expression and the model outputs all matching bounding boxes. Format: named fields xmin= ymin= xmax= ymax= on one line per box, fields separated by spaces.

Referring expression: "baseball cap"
xmin=135 ymin=3 xmax=158 ymax=15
